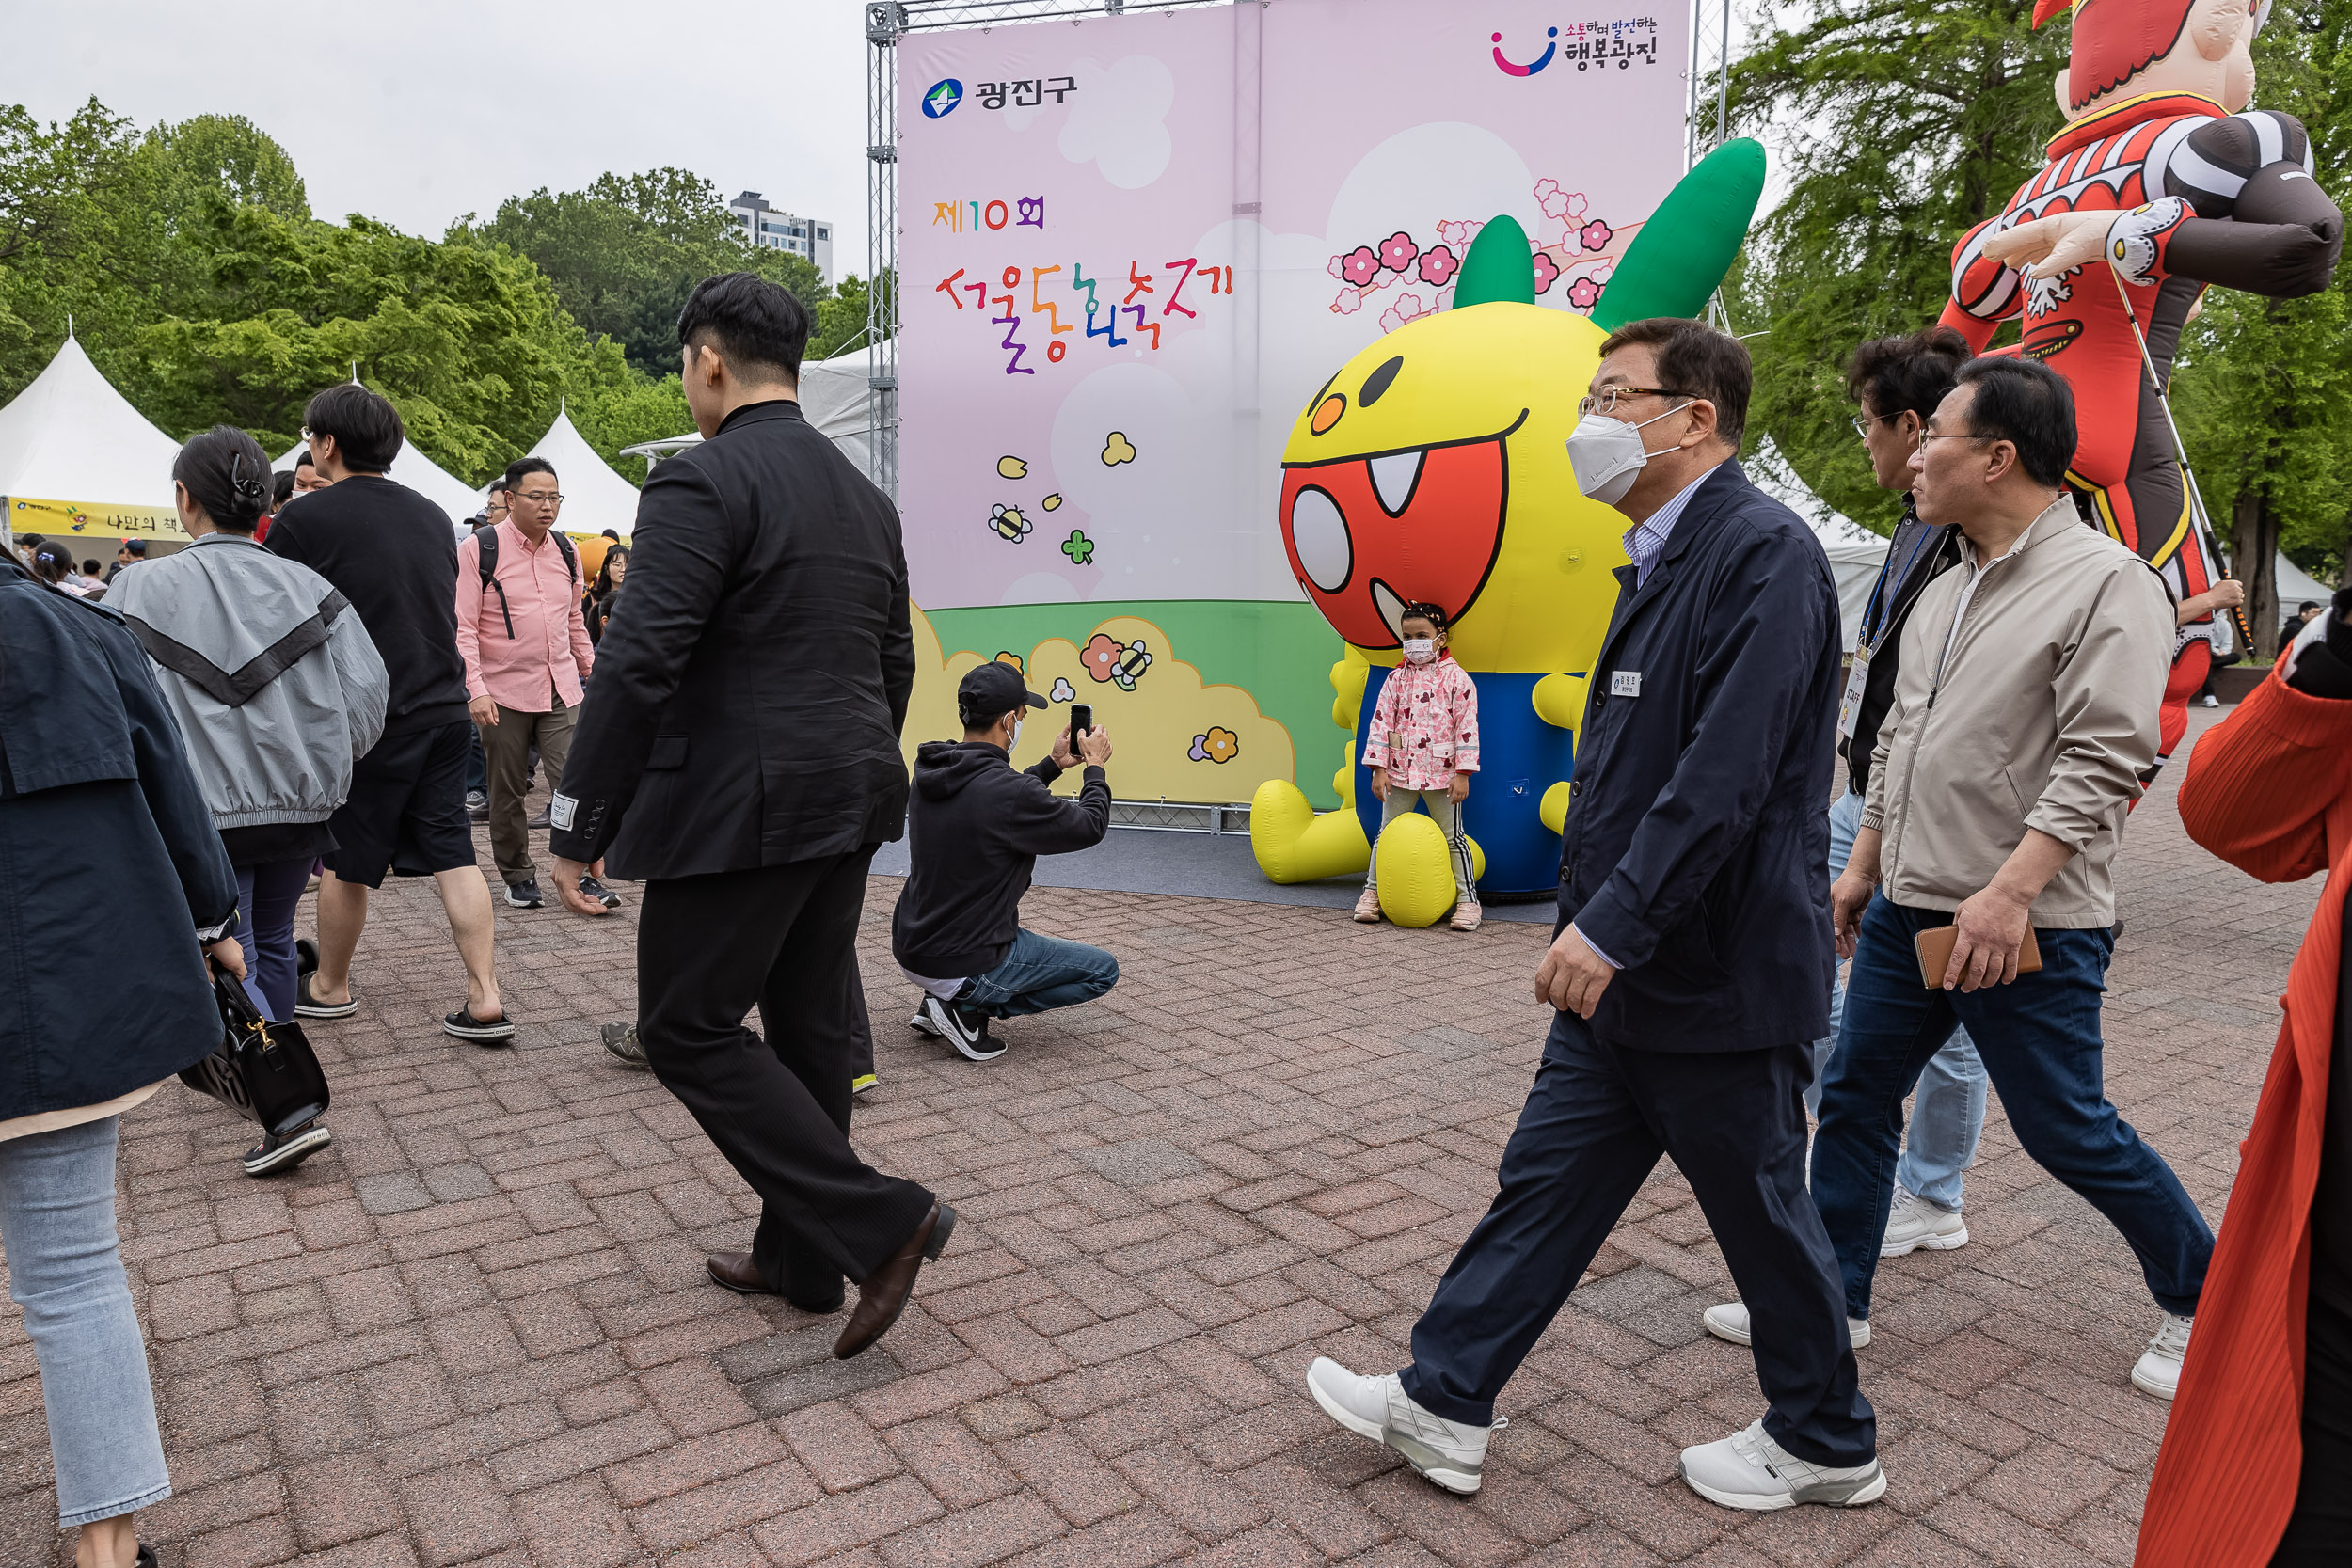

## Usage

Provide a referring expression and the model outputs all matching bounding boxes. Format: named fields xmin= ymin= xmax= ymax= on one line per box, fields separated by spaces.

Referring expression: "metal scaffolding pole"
xmin=1684 ymin=0 xmax=1732 ymax=172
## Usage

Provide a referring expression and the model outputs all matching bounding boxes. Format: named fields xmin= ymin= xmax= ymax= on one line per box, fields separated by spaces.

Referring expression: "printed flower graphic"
xmin=1081 ymin=633 xmax=1124 ymax=683
xmin=1416 ymin=245 xmax=1458 ymax=287
xmin=1060 ymin=529 xmax=1095 ymax=565
xmin=1049 ymin=678 xmax=1075 ymax=704
xmin=1377 ymin=231 xmax=1419 ymax=274
xmin=1339 ymin=246 xmax=1380 ymax=287
xmin=1531 ymin=253 xmax=1560 ymax=294
xmin=1567 ymin=276 xmax=1603 ymax=309
xmin=1437 ymin=218 xmax=1483 ymax=251
xmin=1327 ymin=255 xmax=1346 ymax=280
xmin=1578 ymin=219 xmax=1613 ymax=252
xmin=1330 ymin=288 xmax=1363 ymax=316
xmin=1199 ymin=727 xmax=1240 ymax=764
xmin=1378 ymin=293 xmax=1429 ymax=335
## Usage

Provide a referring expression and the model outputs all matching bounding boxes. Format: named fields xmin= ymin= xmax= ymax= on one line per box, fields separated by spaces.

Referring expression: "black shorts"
xmin=325 ymin=720 xmax=477 ymax=889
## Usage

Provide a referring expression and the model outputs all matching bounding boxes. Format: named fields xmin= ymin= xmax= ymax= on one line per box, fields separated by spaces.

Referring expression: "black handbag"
xmin=178 ymin=966 xmax=331 ymax=1138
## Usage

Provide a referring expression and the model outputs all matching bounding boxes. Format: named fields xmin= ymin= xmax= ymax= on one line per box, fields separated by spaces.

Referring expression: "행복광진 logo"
xmin=921 ymin=78 xmax=963 ymax=118
xmin=1492 ymin=27 xmax=1559 ymax=75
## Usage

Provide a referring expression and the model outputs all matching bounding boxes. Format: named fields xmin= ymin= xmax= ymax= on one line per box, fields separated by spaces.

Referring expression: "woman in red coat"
xmin=2139 ymin=589 xmax=2352 ymax=1566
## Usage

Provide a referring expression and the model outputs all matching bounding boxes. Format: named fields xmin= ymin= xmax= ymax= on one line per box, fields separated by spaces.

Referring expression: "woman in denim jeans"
xmin=1 ymin=538 xmax=248 ymax=1565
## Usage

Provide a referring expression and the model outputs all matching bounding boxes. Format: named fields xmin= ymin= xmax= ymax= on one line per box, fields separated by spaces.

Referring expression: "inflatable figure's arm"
xmin=1939 ymin=216 xmax=2020 ymax=352
xmin=2141 ymin=111 xmax=2344 ymax=298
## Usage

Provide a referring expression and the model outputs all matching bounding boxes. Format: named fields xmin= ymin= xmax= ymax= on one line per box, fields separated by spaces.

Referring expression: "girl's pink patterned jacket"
xmin=1362 ymin=654 xmax=1480 ymax=791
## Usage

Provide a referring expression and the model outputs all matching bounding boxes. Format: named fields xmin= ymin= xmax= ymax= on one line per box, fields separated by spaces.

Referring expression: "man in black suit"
xmin=1304 ymin=318 xmax=1882 ymax=1512
xmin=547 ymin=273 xmax=948 ymax=1361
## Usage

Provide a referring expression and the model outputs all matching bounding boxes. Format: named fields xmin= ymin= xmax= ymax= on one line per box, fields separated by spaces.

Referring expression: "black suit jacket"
xmin=1558 ymin=460 xmax=1843 ymax=1053
xmin=548 ymin=399 xmax=914 ymax=879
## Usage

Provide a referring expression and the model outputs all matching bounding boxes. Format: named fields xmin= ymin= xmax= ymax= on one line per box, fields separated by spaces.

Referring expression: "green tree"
xmin=806 ymin=271 xmax=877 ymax=363
xmin=1722 ymin=0 xmax=2065 ymax=533
xmin=453 ymin=169 xmax=826 ymax=377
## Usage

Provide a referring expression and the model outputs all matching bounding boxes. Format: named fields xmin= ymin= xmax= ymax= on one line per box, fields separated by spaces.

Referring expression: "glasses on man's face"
xmin=1578 ymin=386 xmax=1691 ymax=419
xmin=514 ymin=491 xmax=564 ymax=506
xmin=1915 ymin=430 xmax=1994 ymax=450
xmin=1851 ymin=411 xmax=1899 ymax=438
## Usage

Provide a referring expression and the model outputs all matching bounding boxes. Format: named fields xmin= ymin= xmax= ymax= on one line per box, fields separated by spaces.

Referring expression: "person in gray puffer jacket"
xmin=109 ymin=428 xmax=387 ymax=1072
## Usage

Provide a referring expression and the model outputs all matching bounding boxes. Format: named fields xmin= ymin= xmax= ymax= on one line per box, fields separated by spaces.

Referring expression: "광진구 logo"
xmin=1491 ymin=27 xmax=1560 ymax=75
xmin=921 ymin=78 xmax=963 ymax=118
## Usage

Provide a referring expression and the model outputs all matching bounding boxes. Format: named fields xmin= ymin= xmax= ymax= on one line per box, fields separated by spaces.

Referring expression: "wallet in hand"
xmin=1914 ymin=924 xmax=2042 ymax=989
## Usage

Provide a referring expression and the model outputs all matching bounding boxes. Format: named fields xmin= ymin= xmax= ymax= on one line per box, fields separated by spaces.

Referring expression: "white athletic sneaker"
xmin=1702 ymin=1300 xmax=1871 ymax=1350
xmin=1305 ymin=1356 xmax=1494 ymax=1495
xmin=1679 ymin=1419 xmax=1885 ymax=1512
xmin=2130 ymin=1312 xmax=2193 ymax=1401
xmin=1880 ymin=1185 xmax=1970 ymax=1258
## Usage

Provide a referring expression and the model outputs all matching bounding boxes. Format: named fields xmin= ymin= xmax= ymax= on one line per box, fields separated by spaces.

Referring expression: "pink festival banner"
xmin=893 ymin=0 xmax=1688 ymax=804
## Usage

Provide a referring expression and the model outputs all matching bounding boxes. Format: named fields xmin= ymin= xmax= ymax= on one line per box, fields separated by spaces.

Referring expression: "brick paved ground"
xmin=0 ymin=707 xmax=2312 ymax=1567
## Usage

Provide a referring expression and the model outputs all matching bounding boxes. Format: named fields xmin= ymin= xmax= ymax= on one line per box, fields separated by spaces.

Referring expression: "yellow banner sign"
xmin=8 ymin=496 xmax=187 ymax=542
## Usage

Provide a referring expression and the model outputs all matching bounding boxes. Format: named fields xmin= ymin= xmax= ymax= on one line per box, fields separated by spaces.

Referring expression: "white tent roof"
xmin=2275 ymin=553 xmax=2336 ymax=609
xmin=0 ymin=333 xmax=183 ymax=514
xmin=276 ymin=435 xmax=487 ymax=537
xmin=613 ymin=343 xmax=885 ymax=486
xmin=527 ymin=406 xmax=640 ymax=541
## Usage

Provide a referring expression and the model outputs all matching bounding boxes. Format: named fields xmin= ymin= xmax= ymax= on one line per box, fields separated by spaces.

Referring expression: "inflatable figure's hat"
xmin=2033 ymin=0 xmax=2270 ymax=111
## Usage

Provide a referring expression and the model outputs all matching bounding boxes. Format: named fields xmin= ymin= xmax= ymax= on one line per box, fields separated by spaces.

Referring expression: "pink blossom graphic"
xmin=1416 ymin=245 xmax=1458 ymax=287
xmin=1378 ymin=293 xmax=1428 ymax=334
xmin=1340 ymin=246 xmax=1381 ymax=287
xmin=1531 ymin=252 xmax=1561 ymax=294
xmin=1534 ymin=180 xmax=1571 ymax=221
xmin=1327 ymin=255 xmax=1345 ymax=280
xmin=1567 ymin=276 xmax=1602 ymax=309
xmin=1578 ymin=219 xmax=1613 ymax=252
xmin=1330 ymin=288 xmax=1363 ymax=315
xmin=1376 ymin=231 xmax=1419 ymax=274
xmin=1437 ymin=218 xmax=1483 ymax=250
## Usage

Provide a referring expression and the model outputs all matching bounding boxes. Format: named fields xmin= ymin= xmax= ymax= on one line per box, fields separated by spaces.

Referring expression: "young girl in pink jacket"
xmin=1355 ymin=603 xmax=1482 ymax=931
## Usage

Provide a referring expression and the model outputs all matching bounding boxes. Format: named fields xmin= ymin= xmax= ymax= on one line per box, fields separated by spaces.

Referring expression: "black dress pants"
xmin=638 ymin=848 xmax=934 ymax=1306
xmin=1400 ymin=1009 xmax=1876 ymax=1466
xmin=2269 ymin=1291 xmax=2352 ymax=1564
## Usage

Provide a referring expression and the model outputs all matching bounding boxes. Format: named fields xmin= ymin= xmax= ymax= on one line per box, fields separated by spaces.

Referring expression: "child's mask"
xmin=1402 ymin=638 xmax=1438 ymax=665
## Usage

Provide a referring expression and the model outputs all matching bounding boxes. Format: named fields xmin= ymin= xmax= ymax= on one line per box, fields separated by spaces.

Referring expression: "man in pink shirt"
xmin=457 ymin=456 xmax=607 ymax=911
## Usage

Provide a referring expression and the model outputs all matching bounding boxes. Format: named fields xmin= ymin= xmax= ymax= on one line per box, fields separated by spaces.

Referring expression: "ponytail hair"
xmin=172 ymin=426 xmax=273 ymax=532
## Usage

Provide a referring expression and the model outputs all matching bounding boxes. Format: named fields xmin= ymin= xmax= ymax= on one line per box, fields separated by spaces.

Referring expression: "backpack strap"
xmin=472 ymin=524 xmax=515 ymax=639
xmin=553 ymin=531 xmax=577 ymax=585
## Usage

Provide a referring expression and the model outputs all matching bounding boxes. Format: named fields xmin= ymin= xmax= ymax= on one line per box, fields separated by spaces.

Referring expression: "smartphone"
xmin=1069 ymin=704 xmax=1093 ymax=743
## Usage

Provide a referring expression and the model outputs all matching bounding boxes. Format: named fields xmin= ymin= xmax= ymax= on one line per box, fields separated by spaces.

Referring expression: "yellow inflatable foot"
xmin=1373 ymin=812 xmax=1486 ymax=928
xmin=1250 ymin=779 xmax=1370 ymax=883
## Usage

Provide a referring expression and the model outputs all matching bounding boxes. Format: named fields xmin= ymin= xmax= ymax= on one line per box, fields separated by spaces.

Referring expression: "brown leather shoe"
xmin=834 ymin=1201 xmax=957 ymax=1360
xmin=707 ymin=1252 xmax=844 ymax=1314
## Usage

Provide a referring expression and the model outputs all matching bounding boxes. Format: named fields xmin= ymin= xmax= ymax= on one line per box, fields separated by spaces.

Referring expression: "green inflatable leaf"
xmin=1453 ymin=214 xmax=1534 ymax=308
xmin=1592 ymin=138 xmax=1767 ymax=330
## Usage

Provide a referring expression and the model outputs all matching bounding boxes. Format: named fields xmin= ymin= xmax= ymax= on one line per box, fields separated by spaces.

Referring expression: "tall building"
xmin=728 ymin=192 xmax=834 ymax=282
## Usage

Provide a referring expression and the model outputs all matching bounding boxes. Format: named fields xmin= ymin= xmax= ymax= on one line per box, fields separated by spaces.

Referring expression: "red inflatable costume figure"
xmin=1940 ymin=0 xmax=2341 ymax=770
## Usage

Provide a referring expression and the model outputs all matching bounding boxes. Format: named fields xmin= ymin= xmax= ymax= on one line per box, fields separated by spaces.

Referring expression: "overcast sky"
xmin=12 ymin=0 xmax=877 ymax=271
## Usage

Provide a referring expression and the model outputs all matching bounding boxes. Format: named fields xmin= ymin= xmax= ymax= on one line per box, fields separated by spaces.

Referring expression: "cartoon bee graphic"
xmin=988 ymin=503 xmax=1031 ymax=543
xmin=1109 ymin=639 xmax=1152 ymax=691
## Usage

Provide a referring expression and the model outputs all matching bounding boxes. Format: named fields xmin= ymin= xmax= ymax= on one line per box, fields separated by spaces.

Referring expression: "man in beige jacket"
xmin=1714 ymin=356 xmax=2213 ymax=1405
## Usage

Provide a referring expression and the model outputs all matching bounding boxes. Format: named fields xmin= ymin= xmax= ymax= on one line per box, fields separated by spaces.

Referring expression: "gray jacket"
xmin=107 ymin=532 xmax=389 ymax=829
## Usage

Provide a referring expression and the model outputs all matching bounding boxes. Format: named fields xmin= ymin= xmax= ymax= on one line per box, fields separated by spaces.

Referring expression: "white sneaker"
xmin=1679 ymin=1419 xmax=1885 ymax=1512
xmin=1880 ymin=1185 xmax=1969 ymax=1258
xmin=1305 ymin=1356 xmax=1493 ymax=1495
xmin=2130 ymin=1312 xmax=2192 ymax=1401
xmin=1702 ymin=1300 xmax=1871 ymax=1350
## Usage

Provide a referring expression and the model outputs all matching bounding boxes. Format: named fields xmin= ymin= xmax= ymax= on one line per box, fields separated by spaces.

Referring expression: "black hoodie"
xmin=891 ymin=740 xmax=1111 ymax=978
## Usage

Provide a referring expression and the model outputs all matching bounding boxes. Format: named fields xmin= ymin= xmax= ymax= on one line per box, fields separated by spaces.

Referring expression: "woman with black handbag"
xmin=110 ymin=427 xmax=387 ymax=1176
xmin=0 ymin=531 xmax=249 ymax=1568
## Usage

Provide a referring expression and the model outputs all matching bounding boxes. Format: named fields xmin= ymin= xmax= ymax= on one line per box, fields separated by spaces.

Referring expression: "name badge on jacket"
xmin=1610 ymin=671 xmax=1642 ymax=698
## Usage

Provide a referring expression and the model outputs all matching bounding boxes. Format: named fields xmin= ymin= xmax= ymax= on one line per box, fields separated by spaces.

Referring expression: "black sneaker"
xmin=908 ymin=1004 xmax=944 ymax=1038
xmin=600 ymin=1022 xmax=649 ymax=1069
xmin=923 ymin=995 xmax=1002 ymax=1062
xmin=294 ymin=972 xmax=357 ymax=1020
xmin=466 ymin=789 xmax=489 ymax=821
xmin=579 ymin=874 xmax=622 ymax=910
xmin=444 ymin=1006 xmax=516 ymax=1045
xmin=243 ymin=1120 xmax=331 ymax=1178
xmin=505 ymin=879 xmax=543 ymax=909
xmin=526 ymin=805 xmax=552 ymax=830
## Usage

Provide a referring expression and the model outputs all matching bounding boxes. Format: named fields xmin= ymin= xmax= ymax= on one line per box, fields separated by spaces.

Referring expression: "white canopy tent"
xmin=526 ymin=405 xmax=640 ymax=542
xmin=615 ymin=343 xmax=884 ymax=485
xmin=0 ymin=332 xmax=186 ymax=548
xmin=276 ymin=436 xmax=486 ymax=539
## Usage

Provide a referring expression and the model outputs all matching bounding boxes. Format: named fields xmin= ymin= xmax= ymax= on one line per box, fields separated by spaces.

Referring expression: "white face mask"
xmin=1565 ymin=401 xmax=1691 ymax=506
xmin=1402 ymin=637 xmax=1438 ymax=665
xmin=1009 ymin=718 xmax=1023 ymax=751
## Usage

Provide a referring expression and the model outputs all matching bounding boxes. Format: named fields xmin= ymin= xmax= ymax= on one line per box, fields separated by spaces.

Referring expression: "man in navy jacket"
xmin=1306 ymin=318 xmax=1881 ymax=1513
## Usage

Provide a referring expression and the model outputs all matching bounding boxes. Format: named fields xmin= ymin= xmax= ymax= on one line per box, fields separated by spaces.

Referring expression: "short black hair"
xmin=2300 ymin=601 xmax=2323 ymax=614
xmin=172 ymin=426 xmax=274 ymax=532
xmin=502 ymin=456 xmax=556 ymax=492
xmin=1845 ymin=325 xmax=1972 ymax=422
xmin=82 ymin=559 xmax=99 ymax=575
xmin=1953 ymin=358 xmax=2075 ymax=489
xmin=272 ymin=470 xmax=296 ymax=507
xmin=676 ymin=272 xmax=810 ymax=384
xmin=1597 ymin=317 xmax=1751 ymax=450
xmin=601 ymin=529 xmax=619 ymax=541
xmin=302 ymin=383 xmax=404 ymax=472
xmin=294 ymin=448 xmax=316 ymax=472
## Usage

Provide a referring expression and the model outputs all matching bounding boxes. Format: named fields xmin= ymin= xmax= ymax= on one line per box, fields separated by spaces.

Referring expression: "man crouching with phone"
xmin=1795 ymin=357 xmax=2212 ymax=1402
xmin=890 ymin=663 xmax=1119 ymax=1061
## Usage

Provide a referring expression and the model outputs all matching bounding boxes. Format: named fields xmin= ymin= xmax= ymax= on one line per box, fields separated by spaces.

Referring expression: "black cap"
xmin=958 ymin=661 xmax=1047 ymax=723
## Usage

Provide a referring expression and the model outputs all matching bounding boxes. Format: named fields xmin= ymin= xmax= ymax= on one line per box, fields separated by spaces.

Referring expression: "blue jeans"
xmin=1813 ymin=789 xmax=1986 ymax=1211
xmin=231 ymin=856 xmax=314 ymax=1022
xmin=1815 ymin=896 xmax=2214 ymax=1321
xmin=0 ymin=1118 xmax=171 ymax=1528
xmin=963 ymin=929 xmax=1120 ymax=1019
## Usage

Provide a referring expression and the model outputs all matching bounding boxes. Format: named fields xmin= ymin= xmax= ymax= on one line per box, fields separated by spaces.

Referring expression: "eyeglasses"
xmin=1578 ymin=386 xmax=1692 ymax=418
xmin=513 ymin=491 xmax=564 ymax=506
xmin=1851 ymin=411 xmax=1901 ymax=438
xmin=1915 ymin=431 xmax=1996 ymax=448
